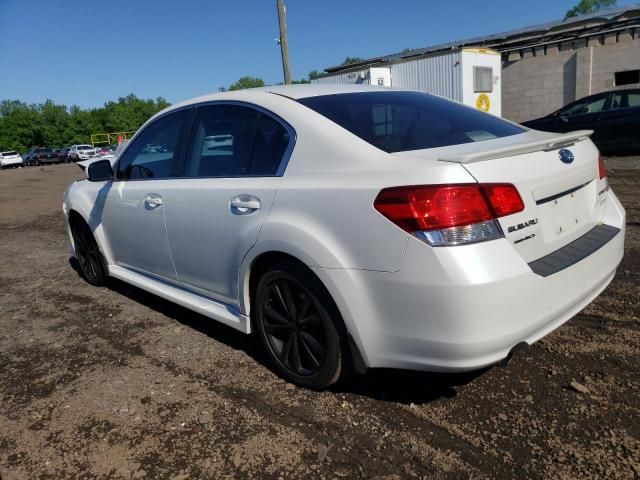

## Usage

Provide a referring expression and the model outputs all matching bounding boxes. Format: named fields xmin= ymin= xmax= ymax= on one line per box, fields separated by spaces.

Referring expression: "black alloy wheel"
xmin=255 ymin=262 xmax=347 ymax=389
xmin=71 ymin=219 xmax=106 ymax=286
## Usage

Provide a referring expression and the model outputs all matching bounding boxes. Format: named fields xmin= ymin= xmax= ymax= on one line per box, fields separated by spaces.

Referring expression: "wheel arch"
xmin=241 ymin=249 xmax=368 ymax=374
xmin=66 ymin=206 xmax=113 ymax=270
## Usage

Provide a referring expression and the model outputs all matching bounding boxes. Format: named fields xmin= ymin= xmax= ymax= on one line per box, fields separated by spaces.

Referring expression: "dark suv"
xmin=523 ymin=89 xmax=640 ymax=155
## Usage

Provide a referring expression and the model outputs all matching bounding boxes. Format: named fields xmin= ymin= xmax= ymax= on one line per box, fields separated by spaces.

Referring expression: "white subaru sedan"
xmin=63 ymin=85 xmax=625 ymax=389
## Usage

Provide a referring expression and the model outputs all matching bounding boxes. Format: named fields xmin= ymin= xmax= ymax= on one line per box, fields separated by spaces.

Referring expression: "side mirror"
xmin=86 ymin=159 xmax=113 ymax=182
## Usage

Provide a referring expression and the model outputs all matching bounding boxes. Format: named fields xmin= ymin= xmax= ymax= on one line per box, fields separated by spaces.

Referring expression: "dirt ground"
xmin=0 ymin=161 xmax=638 ymax=480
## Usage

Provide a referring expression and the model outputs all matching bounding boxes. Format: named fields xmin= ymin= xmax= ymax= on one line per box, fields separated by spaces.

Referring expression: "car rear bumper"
xmin=314 ymin=190 xmax=625 ymax=372
xmin=1 ymin=158 xmax=23 ymax=166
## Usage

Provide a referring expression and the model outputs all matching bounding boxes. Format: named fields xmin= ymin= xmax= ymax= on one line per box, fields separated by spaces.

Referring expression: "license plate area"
xmin=537 ymin=184 xmax=593 ymax=241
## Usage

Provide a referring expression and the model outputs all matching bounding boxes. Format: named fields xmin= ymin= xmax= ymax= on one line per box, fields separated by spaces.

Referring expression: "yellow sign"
xmin=476 ymin=94 xmax=491 ymax=112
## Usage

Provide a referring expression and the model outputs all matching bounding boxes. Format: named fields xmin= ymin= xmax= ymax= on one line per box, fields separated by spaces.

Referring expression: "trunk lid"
xmin=396 ymin=130 xmax=608 ymax=262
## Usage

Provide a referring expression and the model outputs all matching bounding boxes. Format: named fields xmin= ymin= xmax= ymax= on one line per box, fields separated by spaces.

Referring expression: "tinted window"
xmin=298 ymin=91 xmax=523 ymax=153
xmin=117 ymin=110 xmax=188 ymax=180
xmin=186 ymin=104 xmax=289 ymax=177
xmin=561 ymin=96 xmax=607 ymax=117
xmin=611 ymin=92 xmax=640 ymax=109
xmin=251 ymin=114 xmax=290 ymax=175
xmin=3 ymin=151 xmax=18 ymax=157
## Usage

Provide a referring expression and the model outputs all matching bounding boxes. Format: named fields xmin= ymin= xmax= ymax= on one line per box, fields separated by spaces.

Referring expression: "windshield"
xmin=36 ymin=148 xmax=52 ymax=153
xmin=78 ymin=145 xmax=93 ymax=150
xmin=2 ymin=151 xmax=18 ymax=157
xmin=298 ymin=91 xmax=524 ymax=153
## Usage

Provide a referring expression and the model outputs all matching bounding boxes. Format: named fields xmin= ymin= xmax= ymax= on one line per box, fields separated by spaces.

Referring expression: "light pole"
xmin=276 ymin=0 xmax=292 ymax=85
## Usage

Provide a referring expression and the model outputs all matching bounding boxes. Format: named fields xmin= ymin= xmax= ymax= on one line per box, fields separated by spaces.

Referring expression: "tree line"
xmin=0 ymin=95 xmax=170 ymax=152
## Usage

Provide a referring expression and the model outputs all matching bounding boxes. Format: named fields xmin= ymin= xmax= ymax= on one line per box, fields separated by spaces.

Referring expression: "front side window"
xmin=560 ymin=96 xmax=608 ymax=117
xmin=116 ymin=109 xmax=188 ymax=180
xmin=298 ymin=91 xmax=523 ymax=153
xmin=186 ymin=104 xmax=290 ymax=177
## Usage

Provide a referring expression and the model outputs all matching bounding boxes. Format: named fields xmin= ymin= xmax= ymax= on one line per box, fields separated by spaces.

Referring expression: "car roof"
xmin=168 ymin=84 xmax=399 ymax=110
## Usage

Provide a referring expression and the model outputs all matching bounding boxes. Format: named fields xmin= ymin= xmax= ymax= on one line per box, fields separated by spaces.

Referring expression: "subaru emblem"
xmin=559 ymin=149 xmax=574 ymax=164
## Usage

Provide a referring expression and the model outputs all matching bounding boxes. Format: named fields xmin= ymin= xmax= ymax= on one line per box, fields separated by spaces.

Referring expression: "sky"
xmin=0 ymin=0 xmax=638 ymax=108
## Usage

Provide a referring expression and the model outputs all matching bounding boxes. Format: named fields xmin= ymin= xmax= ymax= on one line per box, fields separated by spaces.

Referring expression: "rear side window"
xmin=298 ymin=91 xmax=523 ymax=153
xmin=611 ymin=92 xmax=640 ymax=109
xmin=117 ymin=109 xmax=189 ymax=180
xmin=185 ymin=104 xmax=290 ymax=177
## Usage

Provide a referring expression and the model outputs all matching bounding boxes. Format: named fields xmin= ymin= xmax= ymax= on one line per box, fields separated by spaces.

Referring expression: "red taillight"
xmin=598 ymin=154 xmax=606 ymax=179
xmin=483 ymin=184 xmax=525 ymax=217
xmin=374 ymin=184 xmax=523 ymax=233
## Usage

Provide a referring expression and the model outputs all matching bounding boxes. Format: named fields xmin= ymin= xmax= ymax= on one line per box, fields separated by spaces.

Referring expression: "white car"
xmin=0 ymin=151 xmax=24 ymax=168
xmin=70 ymin=144 xmax=97 ymax=161
xmin=62 ymin=85 xmax=625 ymax=389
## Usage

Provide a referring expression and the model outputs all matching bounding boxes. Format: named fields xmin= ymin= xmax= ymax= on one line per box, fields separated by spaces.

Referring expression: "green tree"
xmin=0 ymin=95 xmax=171 ymax=151
xmin=341 ymin=56 xmax=365 ymax=65
xmin=228 ymin=76 xmax=265 ymax=91
xmin=308 ymin=69 xmax=327 ymax=80
xmin=565 ymin=0 xmax=616 ymax=18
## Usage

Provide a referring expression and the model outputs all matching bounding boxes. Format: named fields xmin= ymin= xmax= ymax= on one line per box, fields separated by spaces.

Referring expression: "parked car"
xmin=95 ymin=146 xmax=115 ymax=158
xmin=26 ymin=147 xmax=59 ymax=165
xmin=523 ymin=89 xmax=640 ymax=154
xmin=69 ymin=144 xmax=97 ymax=161
xmin=0 ymin=151 xmax=24 ymax=169
xmin=57 ymin=147 xmax=72 ymax=163
xmin=63 ymin=85 xmax=625 ymax=389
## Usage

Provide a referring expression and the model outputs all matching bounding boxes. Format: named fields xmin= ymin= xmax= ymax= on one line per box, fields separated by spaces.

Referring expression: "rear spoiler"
xmin=439 ymin=130 xmax=593 ymax=164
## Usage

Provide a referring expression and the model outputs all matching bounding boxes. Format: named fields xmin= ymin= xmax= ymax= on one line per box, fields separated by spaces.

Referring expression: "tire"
xmin=254 ymin=261 xmax=348 ymax=389
xmin=70 ymin=218 xmax=107 ymax=286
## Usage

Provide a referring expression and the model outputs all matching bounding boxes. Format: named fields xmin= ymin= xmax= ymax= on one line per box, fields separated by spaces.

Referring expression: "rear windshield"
xmin=2 ymin=151 xmax=18 ymax=157
xmin=297 ymin=91 xmax=524 ymax=153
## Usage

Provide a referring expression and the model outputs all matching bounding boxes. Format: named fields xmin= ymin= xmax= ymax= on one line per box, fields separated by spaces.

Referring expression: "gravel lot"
xmin=0 ymin=161 xmax=638 ymax=479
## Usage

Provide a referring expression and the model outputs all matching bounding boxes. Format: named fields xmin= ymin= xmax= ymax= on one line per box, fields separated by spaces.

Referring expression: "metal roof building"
xmin=317 ymin=5 xmax=640 ymax=122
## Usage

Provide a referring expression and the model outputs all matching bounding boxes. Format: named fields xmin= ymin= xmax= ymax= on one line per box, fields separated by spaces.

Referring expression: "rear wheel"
xmin=70 ymin=218 xmax=107 ymax=286
xmin=254 ymin=262 xmax=347 ymax=389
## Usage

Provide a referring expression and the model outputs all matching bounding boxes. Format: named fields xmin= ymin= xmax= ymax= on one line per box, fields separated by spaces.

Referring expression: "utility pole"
xmin=276 ymin=0 xmax=292 ymax=85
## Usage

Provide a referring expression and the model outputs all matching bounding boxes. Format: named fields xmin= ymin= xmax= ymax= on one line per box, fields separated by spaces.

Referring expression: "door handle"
xmin=230 ymin=194 xmax=261 ymax=215
xmin=144 ymin=193 xmax=163 ymax=210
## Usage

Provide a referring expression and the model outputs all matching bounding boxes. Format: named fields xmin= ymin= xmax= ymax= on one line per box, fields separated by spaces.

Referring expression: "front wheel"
xmin=70 ymin=218 xmax=107 ymax=286
xmin=254 ymin=262 xmax=348 ymax=389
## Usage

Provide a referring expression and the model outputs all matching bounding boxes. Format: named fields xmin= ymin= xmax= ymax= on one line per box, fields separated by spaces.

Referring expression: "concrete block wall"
xmin=502 ymin=49 xmax=577 ymax=122
xmin=501 ymin=30 xmax=640 ymax=123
